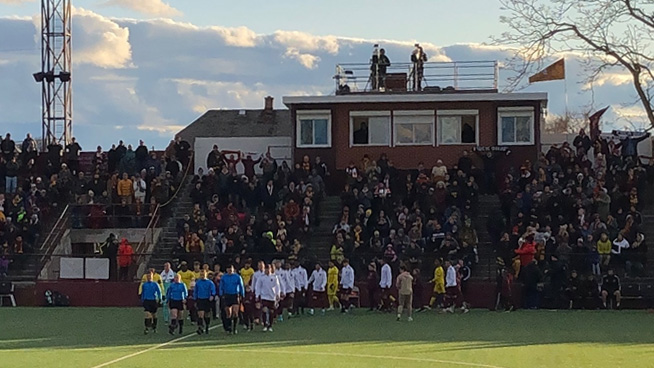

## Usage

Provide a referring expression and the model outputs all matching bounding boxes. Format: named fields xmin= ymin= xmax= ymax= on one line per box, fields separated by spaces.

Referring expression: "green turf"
xmin=1 ymin=307 xmax=653 ymax=368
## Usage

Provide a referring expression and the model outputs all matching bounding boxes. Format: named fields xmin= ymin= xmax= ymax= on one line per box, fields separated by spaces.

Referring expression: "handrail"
xmin=161 ymin=151 xmax=195 ymax=208
xmin=133 ymin=204 xmax=161 ymax=273
xmin=39 ymin=204 xmax=71 ymax=266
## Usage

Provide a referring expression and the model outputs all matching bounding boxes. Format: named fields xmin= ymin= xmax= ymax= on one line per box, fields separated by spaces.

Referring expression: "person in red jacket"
xmin=118 ymin=238 xmax=134 ymax=281
xmin=514 ymin=234 xmax=537 ymax=275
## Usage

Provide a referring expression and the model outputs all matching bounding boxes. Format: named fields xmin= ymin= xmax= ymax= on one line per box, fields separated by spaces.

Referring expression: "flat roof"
xmin=283 ymin=92 xmax=548 ymax=106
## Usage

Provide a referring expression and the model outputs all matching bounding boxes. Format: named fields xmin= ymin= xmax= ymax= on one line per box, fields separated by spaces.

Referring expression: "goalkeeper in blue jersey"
xmin=141 ymin=272 xmax=163 ymax=334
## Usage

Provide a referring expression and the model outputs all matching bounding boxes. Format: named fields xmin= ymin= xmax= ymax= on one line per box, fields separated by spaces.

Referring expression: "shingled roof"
xmin=176 ymin=109 xmax=292 ymax=145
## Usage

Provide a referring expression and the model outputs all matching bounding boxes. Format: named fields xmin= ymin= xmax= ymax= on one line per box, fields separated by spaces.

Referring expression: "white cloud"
xmin=210 ymin=25 xmax=259 ymax=47
xmin=273 ymin=30 xmax=340 ymax=54
xmin=103 ymin=0 xmax=181 ymax=17
xmin=283 ymin=48 xmax=321 ymax=69
xmin=72 ymin=7 xmax=132 ymax=68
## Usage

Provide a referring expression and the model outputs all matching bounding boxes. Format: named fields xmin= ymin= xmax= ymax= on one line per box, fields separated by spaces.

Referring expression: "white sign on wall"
xmin=59 ymin=257 xmax=84 ymax=279
xmin=194 ymin=136 xmax=292 ymax=175
xmin=85 ymin=258 xmax=110 ymax=280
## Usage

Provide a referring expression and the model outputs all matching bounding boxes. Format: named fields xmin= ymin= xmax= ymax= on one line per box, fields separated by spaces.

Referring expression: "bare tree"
xmin=496 ymin=0 xmax=654 ymax=129
xmin=543 ymin=111 xmax=589 ymax=134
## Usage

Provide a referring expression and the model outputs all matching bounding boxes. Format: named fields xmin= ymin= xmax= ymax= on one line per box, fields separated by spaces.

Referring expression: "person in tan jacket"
xmin=117 ymin=173 xmax=134 ymax=204
xmin=396 ymin=264 xmax=414 ymax=322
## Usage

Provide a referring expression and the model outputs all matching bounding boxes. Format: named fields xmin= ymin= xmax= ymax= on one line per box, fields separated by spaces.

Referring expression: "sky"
xmin=0 ymin=0 xmax=645 ymax=148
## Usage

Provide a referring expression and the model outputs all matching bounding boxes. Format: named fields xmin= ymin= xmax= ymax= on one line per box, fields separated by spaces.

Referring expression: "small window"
xmin=351 ymin=112 xmax=391 ymax=146
xmin=498 ymin=108 xmax=534 ymax=145
xmin=394 ymin=112 xmax=434 ymax=145
xmin=297 ymin=111 xmax=331 ymax=148
xmin=437 ymin=110 xmax=478 ymax=145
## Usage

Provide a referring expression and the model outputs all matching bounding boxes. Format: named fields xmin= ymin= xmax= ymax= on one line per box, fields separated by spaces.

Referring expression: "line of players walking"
xmin=138 ymin=257 xmax=470 ymax=335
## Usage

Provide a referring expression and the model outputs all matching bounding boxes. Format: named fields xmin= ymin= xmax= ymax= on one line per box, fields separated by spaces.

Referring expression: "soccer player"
xmin=396 ymin=265 xmax=414 ymax=322
xmin=177 ymin=261 xmax=195 ymax=290
xmin=327 ymin=260 xmax=340 ymax=311
xmin=340 ymin=259 xmax=355 ymax=313
xmin=445 ymin=260 xmax=469 ymax=314
xmin=255 ymin=263 xmax=281 ymax=332
xmin=160 ymin=263 xmax=176 ymax=323
xmin=379 ymin=258 xmax=393 ymax=312
xmin=194 ymin=269 xmax=216 ymax=334
xmin=278 ymin=261 xmax=296 ymax=321
xmin=219 ymin=264 xmax=246 ymax=334
xmin=308 ymin=263 xmax=327 ymax=316
xmin=140 ymin=272 xmax=162 ymax=334
xmin=251 ymin=261 xmax=266 ymax=325
xmin=240 ymin=259 xmax=255 ymax=286
xmin=166 ymin=274 xmax=188 ymax=335
xmin=291 ymin=260 xmax=308 ymax=316
xmin=428 ymin=259 xmax=445 ymax=310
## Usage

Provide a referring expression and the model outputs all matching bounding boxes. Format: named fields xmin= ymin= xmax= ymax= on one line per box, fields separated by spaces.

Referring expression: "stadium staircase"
xmin=146 ymin=177 xmax=195 ymax=271
xmin=309 ymin=196 xmax=343 ymax=265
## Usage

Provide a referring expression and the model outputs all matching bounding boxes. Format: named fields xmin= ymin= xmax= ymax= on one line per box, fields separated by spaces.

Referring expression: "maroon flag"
xmin=589 ymin=106 xmax=609 ymax=141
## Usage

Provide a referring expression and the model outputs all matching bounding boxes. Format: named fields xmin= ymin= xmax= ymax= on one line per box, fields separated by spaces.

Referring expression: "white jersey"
xmin=255 ymin=273 xmax=281 ymax=302
xmin=291 ymin=266 xmax=308 ymax=291
xmin=340 ymin=265 xmax=355 ymax=289
xmin=160 ymin=269 xmax=176 ymax=284
xmin=379 ymin=263 xmax=392 ymax=289
xmin=280 ymin=269 xmax=296 ymax=294
xmin=308 ymin=268 xmax=327 ymax=292
xmin=251 ymin=269 xmax=265 ymax=293
xmin=446 ymin=265 xmax=457 ymax=288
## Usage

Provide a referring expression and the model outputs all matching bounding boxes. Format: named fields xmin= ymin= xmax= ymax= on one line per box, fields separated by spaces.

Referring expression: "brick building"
xmin=283 ymin=90 xmax=548 ymax=182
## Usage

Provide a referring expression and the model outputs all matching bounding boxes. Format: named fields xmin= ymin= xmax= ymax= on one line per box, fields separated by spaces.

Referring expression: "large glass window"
xmin=351 ymin=112 xmax=391 ymax=146
xmin=498 ymin=108 xmax=534 ymax=145
xmin=296 ymin=111 xmax=331 ymax=147
xmin=393 ymin=112 xmax=434 ymax=145
xmin=437 ymin=110 xmax=478 ymax=144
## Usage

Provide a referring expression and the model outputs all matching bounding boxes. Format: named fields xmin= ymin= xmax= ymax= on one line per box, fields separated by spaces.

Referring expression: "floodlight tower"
xmin=33 ymin=0 xmax=72 ymax=148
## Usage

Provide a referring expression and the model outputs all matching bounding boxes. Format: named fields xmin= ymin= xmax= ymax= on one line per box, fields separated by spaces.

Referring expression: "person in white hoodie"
xmin=291 ymin=260 xmax=308 ymax=316
xmin=379 ymin=258 xmax=393 ymax=312
xmin=255 ymin=263 xmax=281 ymax=332
xmin=339 ymin=259 xmax=355 ymax=313
xmin=308 ymin=263 xmax=327 ymax=315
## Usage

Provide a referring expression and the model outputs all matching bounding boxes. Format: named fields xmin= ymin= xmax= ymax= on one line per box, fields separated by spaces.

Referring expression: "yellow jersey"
xmin=327 ymin=266 xmax=339 ymax=294
xmin=240 ymin=267 xmax=255 ymax=286
xmin=178 ymin=270 xmax=195 ymax=290
xmin=431 ymin=266 xmax=445 ymax=294
xmin=138 ymin=273 xmax=163 ymax=295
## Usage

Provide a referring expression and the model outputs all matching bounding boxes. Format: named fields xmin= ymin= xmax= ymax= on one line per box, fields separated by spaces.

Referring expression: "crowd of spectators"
xmin=493 ymin=129 xmax=653 ymax=309
xmin=0 ymin=132 xmax=191 ymax=277
xmin=170 ymin=146 xmax=328 ymax=272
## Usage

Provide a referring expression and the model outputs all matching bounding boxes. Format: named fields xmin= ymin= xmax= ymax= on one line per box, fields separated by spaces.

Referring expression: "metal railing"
xmin=69 ymin=203 xmax=158 ymax=229
xmin=133 ymin=204 xmax=161 ymax=278
xmin=38 ymin=204 xmax=71 ymax=268
xmin=334 ymin=60 xmax=499 ymax=93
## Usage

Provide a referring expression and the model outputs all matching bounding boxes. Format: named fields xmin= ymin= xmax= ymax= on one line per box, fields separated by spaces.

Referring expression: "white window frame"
xmin=349 ymin=111 xmax=392 ymax=147
xmin=296 ymin=110 xmax=332 ymax=148
xmin=436 ymin=109 xmax=479 ymax=146
xmin=497 ymin=106 xmax=535 ymax=146
xmin=392 ymin=110 xmax=435 ymax=146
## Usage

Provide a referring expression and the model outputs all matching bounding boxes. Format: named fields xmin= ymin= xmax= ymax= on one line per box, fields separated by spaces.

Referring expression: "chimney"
xmin=264 ymin=96 xmax=274 ymax=111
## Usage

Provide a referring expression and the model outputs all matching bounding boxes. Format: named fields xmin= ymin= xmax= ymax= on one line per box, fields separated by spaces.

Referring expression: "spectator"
xmin=117 ymin=173 xmax=134 ymax=204
xmin=117 ymin=238 xmax=134 ymax=281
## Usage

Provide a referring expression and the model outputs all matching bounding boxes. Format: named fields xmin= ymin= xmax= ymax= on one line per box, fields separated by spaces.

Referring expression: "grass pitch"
xmin=0 ymin=307 xmax=653 ymax=368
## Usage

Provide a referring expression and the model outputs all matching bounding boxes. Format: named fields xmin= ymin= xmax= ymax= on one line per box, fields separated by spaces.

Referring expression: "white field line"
xmin=210 ymin=347 xmax=510 ymax=368
xmin=90 ymin=325 xmax=221 ymax=368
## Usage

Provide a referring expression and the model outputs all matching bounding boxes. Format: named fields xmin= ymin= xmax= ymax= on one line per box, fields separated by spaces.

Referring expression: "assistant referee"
xmin=194 ymin=270 xmax=216 ymax=335
xmin=140 ymin=272 xmax=162 ymax=335
xmin=219 ymin=265 xmax=245 ymax=334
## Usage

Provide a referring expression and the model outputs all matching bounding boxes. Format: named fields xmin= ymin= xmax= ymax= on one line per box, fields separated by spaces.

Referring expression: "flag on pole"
xmin=528 ymin=59 xmax=565 ymax=83
xmin=589 ymin=106 xmax=609 ymax=141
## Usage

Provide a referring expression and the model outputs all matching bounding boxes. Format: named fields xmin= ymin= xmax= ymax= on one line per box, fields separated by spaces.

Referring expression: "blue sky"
xmin=0 ymin=0 xmax=643 ymax=148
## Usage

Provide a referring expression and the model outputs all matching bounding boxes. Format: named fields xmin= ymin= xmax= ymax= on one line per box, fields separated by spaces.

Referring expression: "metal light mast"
xmin=34 ymin=0 xmax=72 ymax=148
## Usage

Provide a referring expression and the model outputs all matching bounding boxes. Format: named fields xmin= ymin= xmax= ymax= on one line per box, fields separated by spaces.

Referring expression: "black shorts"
xmin=143 ymin=300 xmax=158 ymax=313
xmin=223 ymin=294 xmax=240 ymax=307
xmin=196 ymin=298 xmax=212 ymax=313
xmin=169 ymin=300 xmax=184 ymax=311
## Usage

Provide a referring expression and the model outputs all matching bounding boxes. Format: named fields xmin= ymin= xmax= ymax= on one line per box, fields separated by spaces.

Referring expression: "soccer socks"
xmin=144 ymin=318 xmax=151 ymax=329
xmin=204 ymin=317 xmax=211 ymax=332
xmin=178 ymin=320 xmax=184 ymax=334
xmin=152 ymin=318 xmax=158 ymax=330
